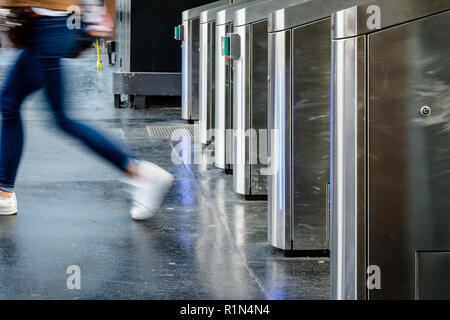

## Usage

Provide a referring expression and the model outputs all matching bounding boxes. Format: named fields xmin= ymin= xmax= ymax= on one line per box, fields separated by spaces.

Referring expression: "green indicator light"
xmin=223 ymin=36 xmax=230 ymax=57
xmin=174 ymin=26 xmax=179 ymax=40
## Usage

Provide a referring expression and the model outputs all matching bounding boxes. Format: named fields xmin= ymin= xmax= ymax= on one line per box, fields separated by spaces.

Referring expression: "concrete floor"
xmin=0 ymin=48 xmax=329 ymax=300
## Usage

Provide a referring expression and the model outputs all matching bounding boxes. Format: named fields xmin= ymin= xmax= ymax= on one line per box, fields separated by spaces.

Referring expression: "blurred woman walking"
xmin=0 ymin=0 xmax=173 ymax=220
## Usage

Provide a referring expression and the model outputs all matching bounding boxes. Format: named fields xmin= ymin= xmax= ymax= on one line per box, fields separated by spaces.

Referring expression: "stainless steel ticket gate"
xmin=198 ymin=0 xmax=259 ymax=145
xmin=215 ymin=0 xmax=266 ymax=173
xmin=178 ymin=0 xmax=231 ymax=123
xmin=330 ymin=0 xmax=450 ymax=300
xmin=227 ymin=0 xmax=309 ymax=198
xmin=267 ymin=0 xmax=372 ymax=252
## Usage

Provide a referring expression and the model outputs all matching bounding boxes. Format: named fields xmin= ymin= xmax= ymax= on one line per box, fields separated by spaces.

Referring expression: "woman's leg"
xmin=0 ymin=50 xmax=44 ymax=194
xmin=38 ymin=56 xmax=133 ymax=172
xmin=28 ymin=16 xmax=173 ymax=220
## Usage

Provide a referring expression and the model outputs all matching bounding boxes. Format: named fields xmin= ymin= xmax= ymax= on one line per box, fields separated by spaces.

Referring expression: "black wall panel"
xmin=130 ymin=0 xmax=216 ymax=72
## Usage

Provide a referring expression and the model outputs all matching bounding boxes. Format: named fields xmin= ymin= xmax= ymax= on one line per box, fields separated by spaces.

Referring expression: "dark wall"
xmin=130 ymin=0 xmax=217 ymax=73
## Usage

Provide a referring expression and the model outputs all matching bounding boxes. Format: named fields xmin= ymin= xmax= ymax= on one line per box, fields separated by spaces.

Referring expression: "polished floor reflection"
xmin=0 ymin=48 xmax=329 ymax=300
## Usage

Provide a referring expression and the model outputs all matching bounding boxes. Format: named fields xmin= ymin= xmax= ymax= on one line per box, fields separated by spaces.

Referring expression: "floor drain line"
xmin=146 ymin=125 xmax=195 ymax=138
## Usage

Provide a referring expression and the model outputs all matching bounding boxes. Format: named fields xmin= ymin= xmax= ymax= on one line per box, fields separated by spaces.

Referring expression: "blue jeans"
xmin=0 ymin=16 xmax=131 ymax=192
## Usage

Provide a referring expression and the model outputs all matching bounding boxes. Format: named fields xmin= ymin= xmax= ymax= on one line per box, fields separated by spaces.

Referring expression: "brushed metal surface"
xmin=215 ymin=22 xmax=234 ymax=170
xmin=182 ymin=0 xmax=233 ymax=122
xmin=215 ymin=1 xmax=270 ymax=169
xmin=368 ymin=10 xmax=450 ymax=300
xmin=290 ymin=19 xmax=330 ymax=251
xmin=232 ymin=0 xmax=309 ymax=196
xmin=268 ymin=0 xmax=373 ymax=252
xmin=215 ymin=1 xmax=268 ymax=168
xmin=181 ymin=18 xmax=200 ymax=121
xmin=183 ymin=0 xmax=231 ymax=22
xmin=268 ymin=30 xmax=292 ymax=250
xmin=330 ymin=35 xmax=367 ymax=301
xmin=217 ymin=6 xmax=235 ymax=26
xmin=199 ymin=21 xmax=216 ymax=144
xmin=249 ymin=20 xmax=269 ymax=196
xmin=331 ymin=3 xmax=450 ymax=300
xmin=232 ymin=24 xmax=251 ymax=195
xmin=233 ymin=0 xmax=310 ymax=27
xmin=200 ymin=0 xmax=258 ymax=24
xmin=268 ymin=0 xmax=373 ymax=33
xmin=200 ymin=1 xmax=268 ymax=146
xmin=416 ymin=252 xmax=450 ymax=300
xmin=216 ymin=0 xmax=267 ymax=25
xmin=331 ymin=0 xmax=450 ymax=39
xmin=232 ymin=20 xmax=270 ymax=196
xmin=181 ymin=19 xmax=189 ymax=119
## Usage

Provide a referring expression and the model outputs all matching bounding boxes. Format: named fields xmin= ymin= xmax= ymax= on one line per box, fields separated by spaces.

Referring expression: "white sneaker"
xmin=0 ymin=193 xmax=17 ymax=216
xmin=125 ymin=161 xmax=174 ymax=221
